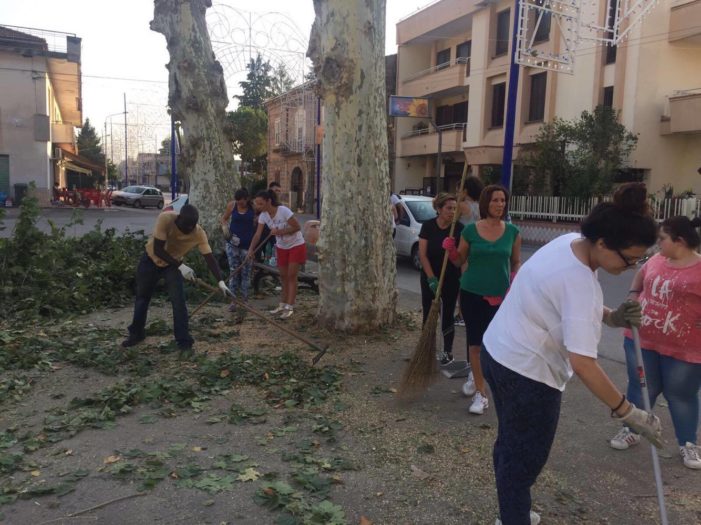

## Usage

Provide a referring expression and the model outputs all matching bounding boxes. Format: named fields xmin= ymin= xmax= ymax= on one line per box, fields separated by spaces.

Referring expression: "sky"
xmin=0 ymin=0 xmax=429 ymax=160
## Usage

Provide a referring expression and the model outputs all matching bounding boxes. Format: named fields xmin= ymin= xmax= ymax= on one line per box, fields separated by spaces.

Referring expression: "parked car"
xmin=163 ymin=194 xmax=189 ymax=213
xmin=111 ymin=186 xmax=164 ymax=209
xmin=393 ymin=195 xmax=436 ymax=270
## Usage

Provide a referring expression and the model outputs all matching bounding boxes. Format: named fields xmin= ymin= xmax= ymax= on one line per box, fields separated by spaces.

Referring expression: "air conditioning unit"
xmin=53 ymin=147 xmax=62 ymax=160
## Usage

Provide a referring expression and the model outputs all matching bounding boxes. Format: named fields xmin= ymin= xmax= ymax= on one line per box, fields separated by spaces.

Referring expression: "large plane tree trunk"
xmin=307 ymin=0 xmax=397 ymax=332
xmin=151 ymin=0 xmax=237 ymax=239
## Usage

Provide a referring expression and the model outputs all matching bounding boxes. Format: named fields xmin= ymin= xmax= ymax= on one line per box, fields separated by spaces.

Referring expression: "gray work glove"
xmin=218 ymin=280 xmax=233 ymax=298
xmin=616 ymin=403 xmax=663 ymax=449
xmin=178 ymin=263 xmax=196 ymax=282
xmin=606 ymin=300 xmax=641 ymax=328
xmin=230 ymin=234 xmax=240 ymax=247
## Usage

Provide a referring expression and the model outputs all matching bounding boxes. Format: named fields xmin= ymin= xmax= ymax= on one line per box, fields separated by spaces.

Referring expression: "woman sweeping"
xmin=417 ymin=193 xmax=464 ymax=365
xmin=247 ymin=189 xmax=306 ymax=319
xmin=442 ymin=184 xmax=521 ymax=415
xmin=477 ymin=183 xmax=663 ymax=524
xmin=609 ymin=215 xmax=701 ymax=470
xmin=220 ymin=188 xmax=256 ymax=312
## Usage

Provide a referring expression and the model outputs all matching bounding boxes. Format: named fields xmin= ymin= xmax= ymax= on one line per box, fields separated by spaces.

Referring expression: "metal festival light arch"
xmin=206 ymin=3 xmax=310 ymax=87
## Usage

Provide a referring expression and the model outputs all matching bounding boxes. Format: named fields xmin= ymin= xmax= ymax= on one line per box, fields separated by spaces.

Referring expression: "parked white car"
xmin=393 ymin=195 xmax=436 ymax=270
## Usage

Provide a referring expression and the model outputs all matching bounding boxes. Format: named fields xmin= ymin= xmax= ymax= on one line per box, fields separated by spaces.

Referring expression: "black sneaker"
xmin=121 ymin=335 xmax=145 ymax=348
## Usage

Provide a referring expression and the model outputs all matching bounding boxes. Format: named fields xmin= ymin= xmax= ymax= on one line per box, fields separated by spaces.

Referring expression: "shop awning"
xmin=64 ymin=162 xmax=92 ymax=175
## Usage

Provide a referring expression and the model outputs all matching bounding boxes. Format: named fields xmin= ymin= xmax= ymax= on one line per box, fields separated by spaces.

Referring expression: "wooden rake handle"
xmin=192 ymin=278 xmax=330 ymax=364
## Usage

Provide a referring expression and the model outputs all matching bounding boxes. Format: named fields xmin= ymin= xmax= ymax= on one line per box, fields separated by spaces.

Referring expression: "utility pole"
xmin=429 ymin=121 xmax=443 ymax=196
xmin=124 ymin=93 xmax=128 ymax=185
xmin=103 ymin=122 xmax=108 ymax=188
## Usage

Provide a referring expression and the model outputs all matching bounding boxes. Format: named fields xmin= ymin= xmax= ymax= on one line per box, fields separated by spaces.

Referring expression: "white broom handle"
xmin=631 ymin=326 xmax=669 ymax=525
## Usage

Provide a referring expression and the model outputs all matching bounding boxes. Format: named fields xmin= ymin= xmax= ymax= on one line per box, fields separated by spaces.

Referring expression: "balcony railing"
xmin=662 ymin=88 xmax=701 ymax=134
xmin=400 ymin=123 xmax=466 ymax=157
xmin=0 ymin=24 xmax=76 ymax=53
xmin=668 ymin=0 xmax=701 ymax=43
xmin=402 ymin=57 xmax=470 ymax=97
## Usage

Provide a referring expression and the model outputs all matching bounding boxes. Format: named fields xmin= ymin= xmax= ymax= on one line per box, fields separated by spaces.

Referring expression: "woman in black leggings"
xmin=418 ymin=193 xmax=464 ymax=364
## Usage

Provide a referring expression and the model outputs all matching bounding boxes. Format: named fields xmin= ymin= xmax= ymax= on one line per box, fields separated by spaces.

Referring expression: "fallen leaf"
xmin=263 ymin=372 xmax=269 ymax=380
xmin=360 ymin=517 xmax=373 ymax=525
xmin=30 ymin=470 xmax=41 ymax=477
xmin=388 ymin=388 xmax=397 ymax=393
xmin=375 ymin=492 xmax=383 ymax=497
xmin=219 ymin=369 xmax=230 ymax=378
xmin=103 ymin=455 xmax=121 ymax=464
xmin=410 ymin=464 xmax=430 ymax=480
xmin=192 ymin=446 xmax=204 ymax=452
xmin=237 ymin=467 xmax=261 ymax=482
xmin=64 ymin=450 xmax=73 ymax=456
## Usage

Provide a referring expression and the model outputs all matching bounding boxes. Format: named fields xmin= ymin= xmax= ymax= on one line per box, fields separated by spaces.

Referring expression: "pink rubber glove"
xmin=441 ymin=237 xmax=459 ymax=263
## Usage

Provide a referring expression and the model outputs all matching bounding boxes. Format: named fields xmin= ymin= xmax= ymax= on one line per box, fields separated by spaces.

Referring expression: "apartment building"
xmin=0 ymin=25 xmax=98 ymax=204
xmin=265 ymin=55 xmax=398 ymax=213
xmin=265 ymin=81 xmax=318 ymax=213
xmin=393 ymin=0 xmax=701 ymax=196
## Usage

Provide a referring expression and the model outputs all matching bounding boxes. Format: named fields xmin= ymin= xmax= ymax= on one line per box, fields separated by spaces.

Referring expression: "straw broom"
xmin=399 ymin=162 xmax=470 ymax=396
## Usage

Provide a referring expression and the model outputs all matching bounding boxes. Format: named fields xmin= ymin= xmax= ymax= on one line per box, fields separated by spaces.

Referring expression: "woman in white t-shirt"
xmin=248 ymin=189 xmax=306 ymax=319
xmin=480 ymin=183 xmax=663 ymax=525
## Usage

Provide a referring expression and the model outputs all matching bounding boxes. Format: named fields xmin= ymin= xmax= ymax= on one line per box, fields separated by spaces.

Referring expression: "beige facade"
xmin=394 ymin=0 xmax=701 ymax=196
xmin=0 ymin=26 xmax=85 ymax=204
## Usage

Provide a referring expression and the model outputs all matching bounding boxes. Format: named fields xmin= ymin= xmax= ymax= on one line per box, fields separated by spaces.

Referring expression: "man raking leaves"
xmin=121 ymin=204 xmax=232 ymax=354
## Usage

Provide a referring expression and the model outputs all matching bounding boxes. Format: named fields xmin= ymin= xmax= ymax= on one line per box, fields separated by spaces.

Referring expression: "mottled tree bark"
xmin=151 ymin=0 xmax=237 ymax=239
xmin=307 ymin=0 xmax=397 ymax=332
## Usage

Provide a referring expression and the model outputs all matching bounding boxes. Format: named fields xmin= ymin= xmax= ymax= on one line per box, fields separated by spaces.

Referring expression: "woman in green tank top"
xmin=442 ymin=184 xmax=521 ymax=415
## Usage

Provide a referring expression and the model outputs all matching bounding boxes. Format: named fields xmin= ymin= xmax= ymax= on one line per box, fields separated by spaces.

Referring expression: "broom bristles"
xmin=399 ymin=298 xmax=441 ymax=397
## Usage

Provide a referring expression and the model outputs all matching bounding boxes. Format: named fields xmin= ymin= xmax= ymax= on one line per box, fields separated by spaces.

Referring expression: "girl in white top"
xmin=248 ymin=189 xmax=306 ymax=319
xmin=481 ymin=183 xmax=663 ymax=525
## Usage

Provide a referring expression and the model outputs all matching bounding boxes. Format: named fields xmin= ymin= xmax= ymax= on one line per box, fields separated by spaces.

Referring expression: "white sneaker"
xmin=269 ymin=303 xmax=286 ymax=314
xmin=610 ymin=427 xmax=641 ymax=450
xmin=469 ymin=391 xmax=488 ymax=415
xmin=495 ymin=511 xmax=541 ymax=525
xmin=279 ymin=305 xmax=294 ymax=319
xmin=462 ymin=371 xmax=476 ymax=397
xmin=680 ymin=442 xmax=701 ymax=470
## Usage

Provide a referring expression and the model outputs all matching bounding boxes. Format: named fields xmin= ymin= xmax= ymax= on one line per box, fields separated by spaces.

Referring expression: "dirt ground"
xmin=0 ymin=290 xmax=699 ymax=525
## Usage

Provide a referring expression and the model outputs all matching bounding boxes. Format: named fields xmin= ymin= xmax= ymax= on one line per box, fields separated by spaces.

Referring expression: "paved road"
xmin=2 ymin=206 xmax=633 ymax=361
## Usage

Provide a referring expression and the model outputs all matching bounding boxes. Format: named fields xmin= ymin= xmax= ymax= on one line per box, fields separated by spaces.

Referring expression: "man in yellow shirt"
xmin=122 ymin=204 xmax=231 ymax=352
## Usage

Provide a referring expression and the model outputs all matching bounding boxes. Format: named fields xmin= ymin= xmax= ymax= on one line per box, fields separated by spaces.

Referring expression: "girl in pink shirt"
xmin=610 ymin=216 xmax=701 ymax=470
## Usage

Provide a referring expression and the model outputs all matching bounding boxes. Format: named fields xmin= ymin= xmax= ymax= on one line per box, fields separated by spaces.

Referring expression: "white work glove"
xmin=218 ymin=280 xmax=233 ymax=297
xmin=616 ymin=403 xmax=663 ymax=448
xmin=178 ymin=263 xmax=196 ymax=282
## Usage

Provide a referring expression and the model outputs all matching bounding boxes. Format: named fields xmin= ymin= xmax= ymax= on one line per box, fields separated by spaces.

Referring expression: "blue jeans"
xmin=225 ymin=243 xmax=251 ymax=300
xmin=128 ymin=253 xmax=193 ymax=347
xmin=482 ymin=346 xmax=562 ymax=525
xmin=623 ymin=337 xmax=701 ymax=446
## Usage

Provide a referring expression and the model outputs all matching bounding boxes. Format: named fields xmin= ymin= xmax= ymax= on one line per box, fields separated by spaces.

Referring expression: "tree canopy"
xmin=236 ymin=54 xmax=274 ymax=109
xmin=76 ymin=118 xmax=105 ymax=167
xmin=227 ymin=106 xmax=268 ymax=175
xmin=516 ymin=106 xmax=638 ymax=197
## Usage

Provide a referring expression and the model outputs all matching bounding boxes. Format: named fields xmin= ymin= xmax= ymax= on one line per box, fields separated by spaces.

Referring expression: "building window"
xmin=533 ymin=3 xmax=551 ymax=43
xmin=603 ymin=86 xmax=614 ymax=108
xmin=295 ymin=110 xmax=305 ymax=149
xmin=452 ymin=101 xmax=468 ymax=124
xmin=606 ymin=0 xmax=617 ymax=64
xmin=528 ymin=72 xmax=547 ymax=122
xmin=274 ymin=118 xmax=281 ymax=145
xmin=491 ymin=82 xmax=507 ymax=128
xmin=436 ymin=48 xmax=451 ymax=69
xmin=495 ymin=9 xmax=510 ymax=57
xmin=436 ymin=105 xmax=453 ymax=127
xmin=456 ymin=41 xmax=471 ymax=75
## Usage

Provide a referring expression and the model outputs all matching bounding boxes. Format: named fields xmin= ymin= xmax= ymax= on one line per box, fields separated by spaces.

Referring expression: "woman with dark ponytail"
xmin=247 ymin=189 xmax=306 ymax=319
xmin=479 ymin=183 xmax=663 ymax=524
xmin=610 ymin=214 xmax=701 ymax=470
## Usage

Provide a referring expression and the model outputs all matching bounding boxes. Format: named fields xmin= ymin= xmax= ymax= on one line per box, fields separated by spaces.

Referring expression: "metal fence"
xmin=510 ymin=195 xmax=700 ymax=223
